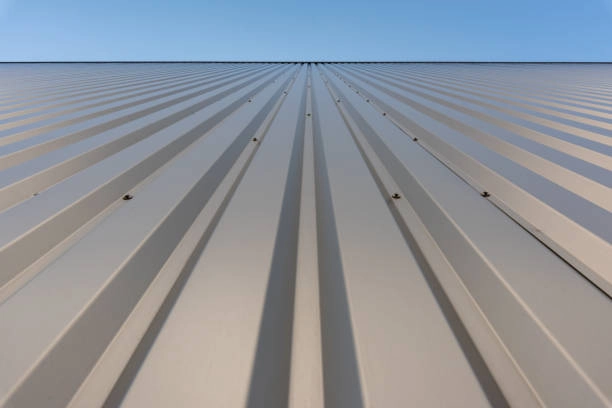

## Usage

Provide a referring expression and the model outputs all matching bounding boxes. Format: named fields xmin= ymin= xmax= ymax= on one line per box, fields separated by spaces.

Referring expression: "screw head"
xmin=382 ymin=112 xmax=387 ymax=116
xmin=306 ymin=113 xmax=312 ymax=117
xmin=392 ymin=193 xmax=401 ymax=199
xmin=337 ymin=99 xmax=341 ymax=103
xmin=248 ymin=99 xmax=252 ymax=103
xmin=413 ymin=137 xmax=418 ymax=141
xmin=481 ymin=191 xmax=491 ymax=198
xmin=122 ymin=194 xmax=134 ymax=201
xmin=252 ymin=137 xmax=258 ymax=142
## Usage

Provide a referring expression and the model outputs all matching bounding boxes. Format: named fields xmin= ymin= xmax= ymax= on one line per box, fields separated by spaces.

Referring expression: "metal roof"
xmin=0 ymin=62 xmax=610 ymax=408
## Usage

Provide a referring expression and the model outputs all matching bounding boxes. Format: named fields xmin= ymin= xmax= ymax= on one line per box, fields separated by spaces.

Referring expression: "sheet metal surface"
xmin=0 ymin=63 xmax=610 ymax=408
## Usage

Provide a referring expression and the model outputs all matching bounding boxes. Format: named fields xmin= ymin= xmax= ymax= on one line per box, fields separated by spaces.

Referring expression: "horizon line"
xmin=1 ymin=60 xmax=612 ymax=64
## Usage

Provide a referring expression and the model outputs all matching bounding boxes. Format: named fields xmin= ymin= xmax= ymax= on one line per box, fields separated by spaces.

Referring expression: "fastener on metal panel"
xmin=481 ymin=191 xmax=491 ymax=198
xmin=392 ymin=193 xmax=401 ymax=199
xmin=283 ymin=91 xmax=288 ymax=95
xmin=248 ymin=98 xmax=252 ymax=103
xmin=413 ymin=137 xmax=418 ymax=141
xmin=306 ymin=113 xmax=312 ymax=117
xmin=252 ymin=137 xmax=258 ymax=142
xmin=337 ymin=99 xmax=341 ymax=103
xmin=366 ymin=99 xmax=370 ymax=102
xmin=382 ymin=112 xmax=387 ymax=116
xmin=32 ymin=192 xmax=39 ymax=196
xmin=123 ymin=194 xmax=134 ymax=201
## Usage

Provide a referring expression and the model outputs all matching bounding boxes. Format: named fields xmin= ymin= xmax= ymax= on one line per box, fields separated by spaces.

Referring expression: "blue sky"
xmin=1 ymin=0 xmax=611 ymax=61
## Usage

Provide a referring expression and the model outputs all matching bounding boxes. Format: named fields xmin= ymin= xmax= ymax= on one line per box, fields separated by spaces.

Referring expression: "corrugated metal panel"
xmin=0 ymin=63 xmax=610 ymax=408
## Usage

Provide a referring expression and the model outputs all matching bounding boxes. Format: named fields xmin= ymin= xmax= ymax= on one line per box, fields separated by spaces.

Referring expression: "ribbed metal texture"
xmin=0 ymin=63 xmax=610 ymax=408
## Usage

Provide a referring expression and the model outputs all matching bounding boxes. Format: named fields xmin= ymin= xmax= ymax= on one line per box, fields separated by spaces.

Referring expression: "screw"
xmin=382 ymin=112 xmax=387 ymax=116
xmin=123 ymin=194 xmax=134 ymax=201
xmin=248 ymin=98 xmax=252 ymax=103
xmin=366 ymin=99 xmax=370 ymax=102
xmin=413 ymin=137 xmax=418 ymax=141
xmin=252 ymin=137 xmax=258 ymax=142
xmin=306 ymin=113 xmax=312 ymax=117
xmin=481 ymin=191 xmax=491 ymax=198
xmin=283 ymin=91 xmax=287 ymax=95
xmin=337 ymin=99 xmax=341 ymax=103
xmin=392 ymin=193 xmax=401 ymax=199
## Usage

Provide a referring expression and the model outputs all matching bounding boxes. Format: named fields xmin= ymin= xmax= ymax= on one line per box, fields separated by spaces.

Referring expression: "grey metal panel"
xmin=0 ymin=63 xmax=610 ymax=408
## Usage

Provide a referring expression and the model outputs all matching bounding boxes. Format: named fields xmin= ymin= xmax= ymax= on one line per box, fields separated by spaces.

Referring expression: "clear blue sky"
xmin=1 ymin=0 xmax=611 ymax=61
